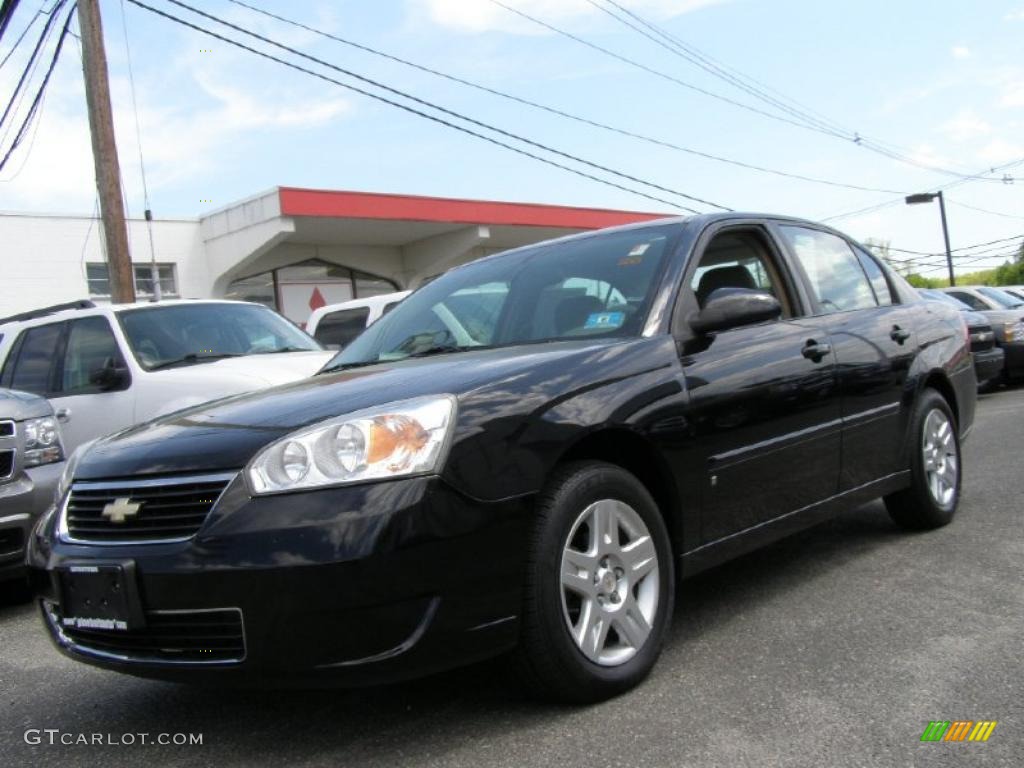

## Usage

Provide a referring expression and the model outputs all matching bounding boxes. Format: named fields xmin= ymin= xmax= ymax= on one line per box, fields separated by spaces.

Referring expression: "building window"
xmin=86 ymin=263 xmax=179 ymax=299
xmin=224 ymin=260 xmax=399 ymax=325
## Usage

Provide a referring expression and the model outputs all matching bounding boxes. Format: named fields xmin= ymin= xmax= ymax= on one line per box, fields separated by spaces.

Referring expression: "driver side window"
xmin=690 ymin=230 xmax=794 ymax=317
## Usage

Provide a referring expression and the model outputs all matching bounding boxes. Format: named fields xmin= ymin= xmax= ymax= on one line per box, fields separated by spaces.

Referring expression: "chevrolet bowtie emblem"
xmin=101 ymin=497 xmax=142 ymax=524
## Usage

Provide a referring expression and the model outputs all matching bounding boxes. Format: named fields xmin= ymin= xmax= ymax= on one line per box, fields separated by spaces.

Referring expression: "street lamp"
xmin=905 ymin=190 xmax=955 ymax=286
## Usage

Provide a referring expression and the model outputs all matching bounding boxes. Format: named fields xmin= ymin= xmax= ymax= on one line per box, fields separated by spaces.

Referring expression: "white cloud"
xmin=1001 ymin=80 xmax=1024 ymax=107
xmin=977 ymin=137 xmax=1024 ymax=164
xmin=1004 ymin=9 xmax=1024 ymax=20
xmin=0 ymin=33 xmax=350 ymax=212
xmin=410 ymin=0 xmax=726 ymax=34
xmin=940 ymin=110 xmax=991 ymax=142
xmin=951 ymin=45 xmax=971 ymax=59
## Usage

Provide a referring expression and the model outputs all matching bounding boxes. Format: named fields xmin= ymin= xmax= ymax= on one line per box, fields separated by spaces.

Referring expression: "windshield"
xmin=919 ymin=289 xmax=972 ymax=311
xmin=977 ymin=286 xmax=1024 ymax=309
xmin=326 ymin=223 xmax=680 ymax=369
xmin=119 ymin=303 xmax=322 ymax=371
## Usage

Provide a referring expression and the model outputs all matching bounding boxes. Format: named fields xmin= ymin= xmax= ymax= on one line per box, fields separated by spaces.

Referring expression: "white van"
xmin=0 ymin=300 xmax=333 ymax=453
xmin=306 ymin=291 xmax=410 ymax=349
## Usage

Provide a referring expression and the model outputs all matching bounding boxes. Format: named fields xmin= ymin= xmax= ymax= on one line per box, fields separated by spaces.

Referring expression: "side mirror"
xmin=690 ymin=288 xmax=782 ymax=335
xmin=88 ymin=357 xmax=129 ymax=392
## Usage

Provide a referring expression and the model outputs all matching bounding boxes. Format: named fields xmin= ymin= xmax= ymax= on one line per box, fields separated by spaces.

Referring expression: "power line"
xmin=496 ymin=0 xmax=1003 ymax=184
xmin=0 ymin=0 xmax=46 ymax=70
xmin=0 ymin=0 xmax=72 ymax=172
xmin=225 ymin=0 xmax=903 ymax=196
xmin=126 ymin=0 xmax=716 ymax=214
xmin=0 ymin=0 xmax=65 ymax=134
xmin=821 ymin=157 xmax=1024 ymax=222
xmin=159 ymin=0 xmax=729 ymax=212
xmin=949 ymin=200 xmax=1024 ymax=222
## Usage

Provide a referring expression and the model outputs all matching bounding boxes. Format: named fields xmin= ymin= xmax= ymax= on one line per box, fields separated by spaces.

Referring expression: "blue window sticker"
xmin=583 ymin=311 xmax=625 ymax=330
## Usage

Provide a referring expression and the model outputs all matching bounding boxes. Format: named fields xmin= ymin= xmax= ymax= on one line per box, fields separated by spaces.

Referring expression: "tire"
xmin=884 ymin=388 xmax=962 ymax=530
xmin=516 ymin=461 xmax=675 ymax=703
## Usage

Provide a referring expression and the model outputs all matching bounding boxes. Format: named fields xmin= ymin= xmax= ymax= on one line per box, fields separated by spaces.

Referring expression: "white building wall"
xmin=0 ymin=212 xmax=204 ymax=316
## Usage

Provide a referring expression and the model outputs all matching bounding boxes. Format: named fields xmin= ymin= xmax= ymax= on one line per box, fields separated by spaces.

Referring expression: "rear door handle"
xmin=801 ymin=340 xmax=832 ymax=362
xmin=890 ymin=326 xmax=911 ymax=344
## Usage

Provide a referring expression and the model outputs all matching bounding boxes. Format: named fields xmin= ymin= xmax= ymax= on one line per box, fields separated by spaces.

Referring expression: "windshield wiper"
xmin=147 ymin=352 xmax=243 ymax=371
xmin=319 ymin=344 xmax=488 ymax=374
xmin=253 ymin=346 xmax=315 ymax=354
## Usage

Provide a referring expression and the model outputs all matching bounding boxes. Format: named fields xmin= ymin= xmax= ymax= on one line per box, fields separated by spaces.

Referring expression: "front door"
xmin=51 ymin=316 xmax=135 ymax=452
xmin=678 ymin=225 xmax=842 ymax=544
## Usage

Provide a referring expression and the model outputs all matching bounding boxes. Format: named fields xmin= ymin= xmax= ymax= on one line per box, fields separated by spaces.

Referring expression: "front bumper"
xmin=0 ymin=461 xmax=62 ymax=580
xmin=28 ymin=474 xmax=532 ymax=686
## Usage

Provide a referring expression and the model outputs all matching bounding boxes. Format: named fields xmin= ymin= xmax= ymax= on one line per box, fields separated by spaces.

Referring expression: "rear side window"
xmin=853 ymin=248 xmax=893 ymax=305
xmin=61 ymin=316 xmax=124 ymax=393
xmin=947 ymin=291 xmax=988 ymax=311
xmin=6 ymin=323 xmax=63 ymax=395
xmin=314 ymin=307 xmax=370 ymax=348
xmin=780 ymin=226 xmax=877 ymax=313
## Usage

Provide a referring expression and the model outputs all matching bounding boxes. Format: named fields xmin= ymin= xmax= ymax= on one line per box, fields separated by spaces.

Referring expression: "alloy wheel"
xmin=559 ymin=499 xmax=660 ymax=666
xmin=922 ymin=408 xmax=958 ymax=507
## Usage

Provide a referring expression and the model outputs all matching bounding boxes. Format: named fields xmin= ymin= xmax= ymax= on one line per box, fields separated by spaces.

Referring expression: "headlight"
xmin=23 ymin=416 xmax=64 ymax=468
xmin=246 ymin=395 xmax=457 ymax=495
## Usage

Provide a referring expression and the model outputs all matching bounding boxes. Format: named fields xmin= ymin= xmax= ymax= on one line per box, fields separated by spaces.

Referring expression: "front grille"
xmin=0 ymin=420 xmax=14 ymax=438
xmin=52 ymin=606 xmax=245 ymax=663
xmin=62 ymin=473 xmax=235 ymax=543
xmin=970 ymin=330 xmax=995 ymax=352
xmin=0 ymin=448 xmax=13 ymax=481
xmin=0 ymin=527 xmax=24 ymax=556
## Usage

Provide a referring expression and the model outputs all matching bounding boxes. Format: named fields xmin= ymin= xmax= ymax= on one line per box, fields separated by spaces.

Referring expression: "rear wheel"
xmin=516 ymin=461 xmax=674 ymax=703
xmin=885 ymin=388 xmax=961 ymax=530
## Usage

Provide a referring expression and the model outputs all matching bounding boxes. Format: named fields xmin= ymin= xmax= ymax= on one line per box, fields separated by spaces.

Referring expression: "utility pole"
xmin=78 ymin=0 xmax=135 ymax=303
xmin=935 ymin=191 xmax=955 ymax=287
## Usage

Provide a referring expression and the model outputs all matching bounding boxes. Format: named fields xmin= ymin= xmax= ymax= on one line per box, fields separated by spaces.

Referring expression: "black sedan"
xmin=28 ymin=214 xmax=976 ymax=703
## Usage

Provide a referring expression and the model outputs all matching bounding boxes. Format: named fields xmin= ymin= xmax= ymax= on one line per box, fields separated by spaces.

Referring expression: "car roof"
xmin=0 ymin=299 xmax=265 ymax=332
xmin=308 ymin=291 xmax=411 ymax=321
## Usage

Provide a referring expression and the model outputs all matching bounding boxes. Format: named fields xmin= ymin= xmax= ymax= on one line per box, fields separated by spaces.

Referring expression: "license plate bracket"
xmin=57 ymin=561 xmax=144 ymax=631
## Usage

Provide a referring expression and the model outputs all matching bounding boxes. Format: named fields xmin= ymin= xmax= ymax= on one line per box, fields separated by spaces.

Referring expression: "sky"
xmin=0 ymin=0 xmax=1022 ymax=277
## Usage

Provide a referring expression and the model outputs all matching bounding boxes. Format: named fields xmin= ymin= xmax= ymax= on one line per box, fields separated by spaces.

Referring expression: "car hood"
xmin=0 ymin=387 xmax=53 ymax=420
xmin=150 ymin=350 xmax=335 ymax=386
xmin=75 ymin=339 xmax=636 ymax=479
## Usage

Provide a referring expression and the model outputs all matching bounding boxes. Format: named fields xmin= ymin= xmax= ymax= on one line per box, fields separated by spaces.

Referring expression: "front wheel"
xmin=885 ymin=389 xmax=961 ymax=530
xmin=516 ymin=461 xmax=674 ymax=703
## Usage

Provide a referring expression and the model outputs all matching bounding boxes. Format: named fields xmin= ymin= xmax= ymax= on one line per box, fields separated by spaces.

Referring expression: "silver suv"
xmin=1 ymin=388 xmax=65 ymax=585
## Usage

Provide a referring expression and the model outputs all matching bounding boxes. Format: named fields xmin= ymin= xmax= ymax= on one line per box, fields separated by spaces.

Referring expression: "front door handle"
xmin=55 ymin=408 xmax=72 ymax=423
xmin=802 ymin=340 xmax=832 ymax=362
xmin=890 ymin=326 xmax=911 ymax=344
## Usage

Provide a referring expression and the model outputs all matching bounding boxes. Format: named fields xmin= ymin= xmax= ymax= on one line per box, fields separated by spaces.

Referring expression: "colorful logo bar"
xmin=920 ymin=721 xmax=997 ymax=742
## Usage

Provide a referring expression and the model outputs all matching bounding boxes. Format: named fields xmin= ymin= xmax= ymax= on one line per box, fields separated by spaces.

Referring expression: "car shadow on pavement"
xmin=19 ymin=500 xmax=909 ymax=765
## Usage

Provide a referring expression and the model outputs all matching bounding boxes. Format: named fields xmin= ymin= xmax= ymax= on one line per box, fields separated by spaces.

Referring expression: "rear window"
xmin=6 ymin=323 xmax=63 ymax=395
xmin=313 ymin=307 xmax=371 ymax=348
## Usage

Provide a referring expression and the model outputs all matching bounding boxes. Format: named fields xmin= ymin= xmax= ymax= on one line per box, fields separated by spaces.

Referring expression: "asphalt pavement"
xmin=1 ymin=387 xmax=1021 ymax=768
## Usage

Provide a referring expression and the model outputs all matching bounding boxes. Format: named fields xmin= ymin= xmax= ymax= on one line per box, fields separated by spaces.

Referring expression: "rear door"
xmin=676 ymin=223 xmax=842 ymax=543
xmin=776 ymin=225 xmax=920 ymax=489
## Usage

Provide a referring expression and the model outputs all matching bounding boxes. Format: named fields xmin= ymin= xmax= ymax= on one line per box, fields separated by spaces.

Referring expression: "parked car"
xmin=939 ymin=286 xmax=1024 ymax=381
xmin=918 ymin=289 xmax=1005 ymax=386
xmin=0 ymin=300 xmax=334 ymax=453
xmin=306 ymin=291 xmax=410 ymax=349
xmin=1 ymin=388 xmax=64 ymax=586
xmin=999 ymin=285 xmax=1024 ymax=302
xmin=28 ymin=214 xmax=975 ymax=703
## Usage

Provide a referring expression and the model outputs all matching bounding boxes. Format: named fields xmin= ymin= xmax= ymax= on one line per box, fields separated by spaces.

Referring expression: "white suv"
xmin=307 ymin=291 xmax=410 ymax=349
xmin=0 ymin=300 xmax=333 ymax=453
